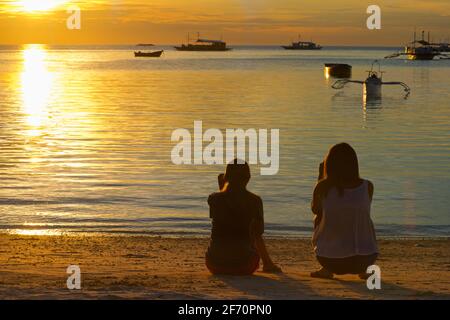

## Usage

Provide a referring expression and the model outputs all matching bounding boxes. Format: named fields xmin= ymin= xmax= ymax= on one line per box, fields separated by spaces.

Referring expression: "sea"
xmin=0 ymin=44 xmax=449 ymax=237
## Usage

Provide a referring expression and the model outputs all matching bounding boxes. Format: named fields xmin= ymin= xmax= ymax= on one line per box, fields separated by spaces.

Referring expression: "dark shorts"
xmin=206 ymin=252 xmax=260 ymax=276
xmin=317 ymin=253 xmax=378 ymax=275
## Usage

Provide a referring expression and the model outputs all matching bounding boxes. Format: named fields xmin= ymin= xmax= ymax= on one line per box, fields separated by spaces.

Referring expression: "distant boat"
xmin=282 ymin=35 xmax=322 ymax=50
xmin=324 ymin=64 xmax=352 ymax=79
xmin=136 ymin=43 xmax=154 ymax=47
xmin=175 ymin=33 xmax=232 ymax=51
xmin=134 ymin=50 xmax=164 ymax=58
xmin=385 ymin=31 xmax=449 ymax=60
xmin=436 ymin=43 xmax=450 ymax=53
xmin=404 ymin=45 xmax=437 ymax=60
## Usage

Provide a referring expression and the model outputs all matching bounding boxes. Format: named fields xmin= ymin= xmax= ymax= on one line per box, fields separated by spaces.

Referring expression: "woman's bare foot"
xmin=310 ymin=268 xmax=334 ymax=279
xmin=262 ymin=263 xmax=282 ymax=273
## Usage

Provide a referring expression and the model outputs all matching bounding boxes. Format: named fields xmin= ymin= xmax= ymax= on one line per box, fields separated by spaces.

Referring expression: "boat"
xmin=436 ymin=43 xmax=450 ymax=53
xmin=324 ymin=63 xmax=352 ymax=79
xmin=332 ymin=61 xmax=411 ymax=100
xmin=136 ymin=43 xmax=154 ymax=47
xmin=175 ymin=33 xmax=231 ymax=51
xmin=134 ymin=50 xmax=164 ymax=57
xmin=404 ymin=45 xmax=437 ymax=60
xmin=385 ymin=31 xmax=449 ymax=60
xmin=282 ymin=35 xmax=322 ymax=50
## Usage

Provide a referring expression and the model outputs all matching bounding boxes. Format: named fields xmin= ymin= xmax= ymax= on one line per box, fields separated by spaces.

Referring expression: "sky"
xmin=0 ymin=0 xmax=449 ymax=45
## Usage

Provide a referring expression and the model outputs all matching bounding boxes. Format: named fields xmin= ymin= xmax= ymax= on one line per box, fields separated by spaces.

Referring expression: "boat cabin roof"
xmin=196 ymin=39 xmax=225 ymax=44
xmin=416 ymin=40 xmax=430 ymax=46
xmin=294 ymin=41 xmax=316 ymax=45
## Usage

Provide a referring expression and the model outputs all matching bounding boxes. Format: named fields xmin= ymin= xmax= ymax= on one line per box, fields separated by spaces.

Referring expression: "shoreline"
xmin=1 ymin=231 xmax=448 ymax=241
xmin=0 ymin=234 xmax=448 ymax=299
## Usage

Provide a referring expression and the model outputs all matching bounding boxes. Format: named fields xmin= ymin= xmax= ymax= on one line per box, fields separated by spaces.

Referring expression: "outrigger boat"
xmin=385 ymin=31 xmax=450 ymax=60
xmin=134 ymin=50 xmax=164 ymax=57
xmin=332 ymin=61 xmax=410 ymax=100
xmin=282 ymin=35 xmax=322 ymax=50
xmin=175 ymin=33 xmax=231 ymax=51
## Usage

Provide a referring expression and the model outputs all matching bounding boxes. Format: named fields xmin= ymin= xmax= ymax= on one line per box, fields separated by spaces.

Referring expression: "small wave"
xmin=0 ymin=218 xmax=448 ymax=238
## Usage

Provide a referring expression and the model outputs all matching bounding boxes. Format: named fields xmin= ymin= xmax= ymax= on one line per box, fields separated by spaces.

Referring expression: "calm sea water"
xmin=0 ymin=45 xmax=449 ymax=237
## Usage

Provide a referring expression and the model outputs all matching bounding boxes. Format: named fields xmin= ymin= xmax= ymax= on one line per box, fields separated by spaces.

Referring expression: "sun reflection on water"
xmin=20 ymin=44 xmax=54 ymax=136
xmin=8 ymin=229 xmax=63 ymax=236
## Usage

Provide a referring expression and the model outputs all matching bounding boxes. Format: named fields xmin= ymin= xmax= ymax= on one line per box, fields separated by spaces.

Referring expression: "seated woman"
xmin=311 ymin=143 xmax=378 ymax=279
xmin=206 ymin=159 xmax=281 ymax=275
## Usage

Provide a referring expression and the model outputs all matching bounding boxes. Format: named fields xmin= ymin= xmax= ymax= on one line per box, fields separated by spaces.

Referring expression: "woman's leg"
xmin=338 ymin=254 xmax=378 ymax=275
xmin=205 ymin=254 xmax=260 ymax=276
xmin=254 ymin=235 xmax=282 ymax=273
xmin=310 ymin=267 xmax=334 ymax=279
xmin=313 ymin=254 xmax=378 ymax=278
xmin=316 ymin=256 xmax=353 ymax=275
xmin=311 ymin=256 xmax=334 ymax=279
xmin=357 ymin=254 xmax=378 ymax=279
xmin=249 ymin=218 xmax=281 ymax=273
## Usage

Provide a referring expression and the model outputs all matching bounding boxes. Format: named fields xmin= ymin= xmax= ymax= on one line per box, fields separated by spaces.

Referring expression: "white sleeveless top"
xmin=313 ymin=180 xmax=378 ymax=258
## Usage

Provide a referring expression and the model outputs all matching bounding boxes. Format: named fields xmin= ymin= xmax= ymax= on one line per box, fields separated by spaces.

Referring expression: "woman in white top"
xmin=311 ymin=143 xmax=378 ymax=279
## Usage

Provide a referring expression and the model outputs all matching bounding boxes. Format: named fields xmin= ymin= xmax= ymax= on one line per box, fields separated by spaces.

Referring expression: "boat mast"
xmin=413 ymin=28 xmax=417 ymax=49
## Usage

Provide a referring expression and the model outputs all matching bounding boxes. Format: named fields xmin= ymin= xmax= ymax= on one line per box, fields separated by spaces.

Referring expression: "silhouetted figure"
xmin=311 ymin=143 xmax=378 ymax=279
xmin=206 ymin=159 xmax=281 ymax=275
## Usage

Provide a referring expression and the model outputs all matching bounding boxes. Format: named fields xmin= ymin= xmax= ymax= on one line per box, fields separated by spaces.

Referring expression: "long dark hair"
xmin=322 ymin=143 xmax=360 ymax=196
xmin=222 ymin=159 xmax=250 ymax=192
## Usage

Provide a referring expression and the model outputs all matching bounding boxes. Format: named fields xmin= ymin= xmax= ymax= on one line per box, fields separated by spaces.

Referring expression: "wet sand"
xmin=0 ymin=234 xmax=448 ymax=299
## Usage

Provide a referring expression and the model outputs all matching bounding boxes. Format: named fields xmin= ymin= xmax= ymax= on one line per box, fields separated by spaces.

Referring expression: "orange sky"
xmin=1 ymin=0 xmax=449 ymax=45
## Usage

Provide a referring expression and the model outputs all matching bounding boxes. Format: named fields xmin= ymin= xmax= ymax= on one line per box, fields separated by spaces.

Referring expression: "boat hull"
xmin=405 ymin=46 xmax=438 ymax=60
xmin=134 ymin=50 xmax=164 ymax=57
xmin=407 ymin=54 xmax=436 ymax=60
xmin=174 ymin=46 xmax=231 ymax=51
xmin=324 ymin=64 xmax=352 ymax=79
xmin=282 ymin=46 xmax=322 ymax=50
xmin=364 ymin=79 xmax=382 ymax=99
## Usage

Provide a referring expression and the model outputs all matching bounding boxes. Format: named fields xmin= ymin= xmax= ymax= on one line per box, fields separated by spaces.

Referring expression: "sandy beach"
xmin=0 ymin=234 xmax=448 ymax=300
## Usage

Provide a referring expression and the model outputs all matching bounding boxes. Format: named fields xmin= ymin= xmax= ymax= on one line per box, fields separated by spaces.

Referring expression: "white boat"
xmin=332 ymin=61 xmax=410 ymax=100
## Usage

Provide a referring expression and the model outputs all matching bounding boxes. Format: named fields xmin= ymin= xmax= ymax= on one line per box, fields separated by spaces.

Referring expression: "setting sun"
xmin=17 ymin=0 xmax=68 ymax=12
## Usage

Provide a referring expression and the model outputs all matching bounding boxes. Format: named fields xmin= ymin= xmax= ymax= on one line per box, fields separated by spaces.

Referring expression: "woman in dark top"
xmin=206 ymin=159 xmax=281 ymax=275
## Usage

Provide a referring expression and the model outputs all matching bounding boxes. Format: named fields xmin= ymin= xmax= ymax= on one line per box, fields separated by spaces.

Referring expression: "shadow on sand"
xmin=211 ymin=272 xmax=450 ymax=300
xmin=335 ymin=278 xmax=450 ymax=300
xmin=212 ymin=273 xmax=322 ymax=299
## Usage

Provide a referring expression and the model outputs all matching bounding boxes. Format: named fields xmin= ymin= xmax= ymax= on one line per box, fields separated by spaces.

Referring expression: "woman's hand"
xmin=318 ymin=162 xmax=325 ymax=181
xmin=218 ymin=173 xmax=226 ymax=191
